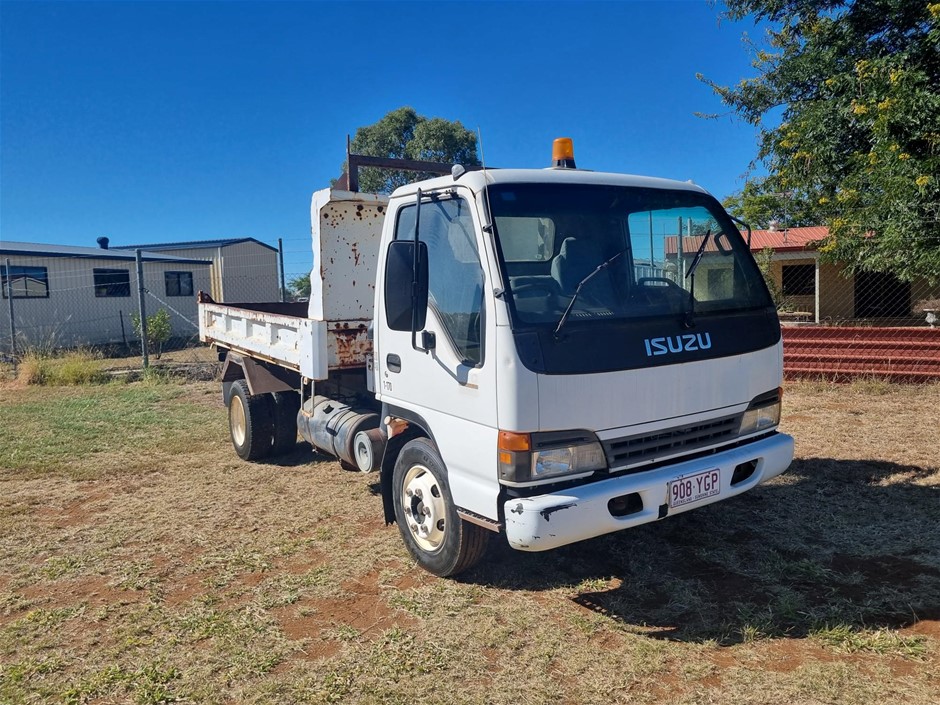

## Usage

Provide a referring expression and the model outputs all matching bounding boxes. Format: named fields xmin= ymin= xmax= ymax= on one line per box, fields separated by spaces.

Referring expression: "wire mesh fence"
xmin=750 ymin=227 xmax=940 ymax=381
xmin=1 ymin=242 xmax=290 ymax=372
xmin=3 ymin=230 xmax=938 ymax=381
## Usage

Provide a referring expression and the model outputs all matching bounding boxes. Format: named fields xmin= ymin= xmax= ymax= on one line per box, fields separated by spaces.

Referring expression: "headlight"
xmin=739 ymin=403 xmax=780 ymax=434
xmin=739 ymin=388 xmax=782 ymax=435
xmin=498 ymin=430 xmax=607 ymax=485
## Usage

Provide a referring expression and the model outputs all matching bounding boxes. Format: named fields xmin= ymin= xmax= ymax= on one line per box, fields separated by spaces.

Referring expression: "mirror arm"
xmin=411 ymin=188 xmax=430 ymax=353
xmin=729 ymin=214 xmax=752 ymax=248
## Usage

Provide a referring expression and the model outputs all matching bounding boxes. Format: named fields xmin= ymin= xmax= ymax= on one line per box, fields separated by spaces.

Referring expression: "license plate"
xmin=669 ymin=469 xmax=721 ymax=508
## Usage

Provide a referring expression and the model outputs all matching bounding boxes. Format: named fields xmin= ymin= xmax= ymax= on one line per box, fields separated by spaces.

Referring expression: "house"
xmin=0 ymin=240 xmax=212 ymax=353
xmin=745 ymin=226 xmax=938 ymax=323
xmin=112 ymin=237 xmax=280 ymax=303
xmin=666 ymin=226 xmax=938 ymax=324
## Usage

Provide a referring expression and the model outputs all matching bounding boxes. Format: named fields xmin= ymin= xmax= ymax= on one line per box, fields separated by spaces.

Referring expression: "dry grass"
xmin=1 ymin=343 xmax=221 ymax=387
xmin=0 ymin=378 xmax=938 ymax=704
xmin=15 ymin=349 xmax=109 ymax=386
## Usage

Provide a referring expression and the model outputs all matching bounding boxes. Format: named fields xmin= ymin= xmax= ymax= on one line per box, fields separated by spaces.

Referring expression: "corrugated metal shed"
xmin=113 ymin=237 xmax=277 ymax=252
xmin=1 ymin=241 xmax=210 ymax=265
xmin=110 ymin=238 xmax=279 ymax=302
xmin=1 ymin=241 xmax=213 ymax=352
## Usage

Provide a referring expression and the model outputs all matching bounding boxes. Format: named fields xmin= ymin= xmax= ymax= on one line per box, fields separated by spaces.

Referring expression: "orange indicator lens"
xmin=498 ymin=431 xmax=531 ymax=452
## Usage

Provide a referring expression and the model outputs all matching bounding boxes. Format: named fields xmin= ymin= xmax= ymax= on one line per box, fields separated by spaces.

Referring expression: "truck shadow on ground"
xmin=464 ymin=458 xmax=940 ymax=645
xmin=267 ymin=443 xmax=332 ymax=468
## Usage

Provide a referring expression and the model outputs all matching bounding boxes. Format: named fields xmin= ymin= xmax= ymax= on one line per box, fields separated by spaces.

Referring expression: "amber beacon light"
xmin=551 ymin=137 xmax=577 ymax=169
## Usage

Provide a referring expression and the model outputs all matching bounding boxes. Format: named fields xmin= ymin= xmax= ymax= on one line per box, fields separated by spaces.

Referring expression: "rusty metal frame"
xmin=222 ymin=352 xmax=299 ymax=395
xmin=338 ymin=136 xmax=484 ymax=192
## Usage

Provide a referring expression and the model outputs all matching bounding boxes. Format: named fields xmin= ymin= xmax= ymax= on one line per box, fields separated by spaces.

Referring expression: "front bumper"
xmin=503 ymin=432 xmax=794 ymax=551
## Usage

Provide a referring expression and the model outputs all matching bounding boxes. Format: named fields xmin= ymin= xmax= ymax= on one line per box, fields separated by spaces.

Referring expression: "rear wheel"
xmin=271 ymin=391 xmax=300 ymax=456
xmin=392 ymin=438 xmax=489 ymax=577
xmin=228 ymin=380 xmax=273 ymax=461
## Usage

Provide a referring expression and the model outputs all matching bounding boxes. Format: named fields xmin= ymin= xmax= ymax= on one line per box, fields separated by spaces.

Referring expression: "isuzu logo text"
xmin=644 ymin=332 xmax=712 ymax=357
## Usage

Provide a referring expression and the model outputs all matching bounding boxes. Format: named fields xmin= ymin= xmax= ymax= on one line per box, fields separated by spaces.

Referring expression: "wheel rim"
xmin=230 ymin=394 xmax=247 ymax=446
xmin=401 ymin=464 xmax=447 ymax=553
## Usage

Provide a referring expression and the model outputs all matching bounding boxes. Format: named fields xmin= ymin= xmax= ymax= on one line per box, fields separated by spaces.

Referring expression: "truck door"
xmin=377 ymin=193 xmax=499 ymax=520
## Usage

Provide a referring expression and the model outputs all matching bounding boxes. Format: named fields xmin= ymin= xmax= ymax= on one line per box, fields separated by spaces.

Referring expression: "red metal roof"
xmin=663 ymin=226 xmax=829 ymax=256
xmin=745 ymin=226 xmax=829 ymax=252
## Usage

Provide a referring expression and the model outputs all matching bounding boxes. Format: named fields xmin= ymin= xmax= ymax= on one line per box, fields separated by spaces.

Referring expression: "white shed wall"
xmin=137 ymin=246 xmax=225 ymax=301
xmin=141 ymin=242 xmax=278 ymax=303
xmin=0 ymin=254 xmax=210 ymax=352
xmin=218 ymin=241 xmax=279 ymax=303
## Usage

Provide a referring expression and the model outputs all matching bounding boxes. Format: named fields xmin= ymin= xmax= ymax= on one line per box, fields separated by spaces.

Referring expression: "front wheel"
xmin=392 ymin=438 xmax=489 ymax=577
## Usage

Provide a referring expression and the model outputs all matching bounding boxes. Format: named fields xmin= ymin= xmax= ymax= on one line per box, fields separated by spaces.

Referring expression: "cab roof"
xmin=389 ymin=168 xmax=713 ymax=200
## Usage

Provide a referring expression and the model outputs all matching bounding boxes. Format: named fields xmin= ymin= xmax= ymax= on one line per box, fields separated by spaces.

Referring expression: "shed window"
xmin=94 ymin=268 xmax=131 ymax=297
xmin=165 ymin=271 xmax=193 ymax=297
xmin=2 ymin=265 xmax=49 ymax=298
xmin=782 ymin=264 xmax=815 ymax=296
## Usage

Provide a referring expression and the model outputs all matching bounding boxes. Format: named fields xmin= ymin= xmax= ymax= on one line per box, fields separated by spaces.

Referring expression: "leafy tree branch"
xmin=703 ymin=0 xmax=940 ymax=284
xmin=338 ymin=107 xmax=480 ymax=194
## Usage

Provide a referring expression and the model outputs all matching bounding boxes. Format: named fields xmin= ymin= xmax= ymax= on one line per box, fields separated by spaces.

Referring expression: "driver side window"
xmin=395 ymin=198 xmax=485 ymax=366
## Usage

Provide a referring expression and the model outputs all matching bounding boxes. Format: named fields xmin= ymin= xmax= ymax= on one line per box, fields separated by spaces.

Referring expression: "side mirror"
xmin=384 ymin=240 xmax=428 ymax=332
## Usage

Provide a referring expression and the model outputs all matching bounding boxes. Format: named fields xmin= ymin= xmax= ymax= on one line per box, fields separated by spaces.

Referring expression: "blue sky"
xmin=1 ymin=0 xmax=767 ymax=280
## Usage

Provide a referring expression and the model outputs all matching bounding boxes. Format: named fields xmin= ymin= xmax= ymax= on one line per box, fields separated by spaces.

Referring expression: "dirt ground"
xmin=0 ymin=378 xmax=938 ymax=704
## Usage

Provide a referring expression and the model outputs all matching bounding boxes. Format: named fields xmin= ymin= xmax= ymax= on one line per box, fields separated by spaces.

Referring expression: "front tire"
xmin=392 ymin=438 xmax=489 ymax=577
xmin=228 ymin=380 xmax=273 ymax=461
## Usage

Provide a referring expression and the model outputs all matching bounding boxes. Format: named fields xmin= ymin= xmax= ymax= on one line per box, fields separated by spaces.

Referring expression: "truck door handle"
xmin=386 ymin=354 xmax=401 ymax=373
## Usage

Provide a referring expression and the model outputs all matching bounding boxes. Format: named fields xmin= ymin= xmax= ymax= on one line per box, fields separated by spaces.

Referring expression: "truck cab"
xmin=372 ymin=150 xmax=792 ymax=575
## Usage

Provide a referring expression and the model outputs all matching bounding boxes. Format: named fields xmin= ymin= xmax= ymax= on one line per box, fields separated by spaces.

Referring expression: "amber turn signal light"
xmin=498 ymin=431 xmax=531 ymax=452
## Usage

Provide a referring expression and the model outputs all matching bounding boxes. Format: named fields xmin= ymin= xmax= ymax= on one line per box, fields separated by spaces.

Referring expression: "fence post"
xmin=119 ymin=309 xmax=128 ymax=349
xmin=4 ymin=258 xmax=17 ymax=374
xmin=136 ymin=249 xmax=149 ymax=369
xmin=278 ymin=237 xmax=286 ymax=303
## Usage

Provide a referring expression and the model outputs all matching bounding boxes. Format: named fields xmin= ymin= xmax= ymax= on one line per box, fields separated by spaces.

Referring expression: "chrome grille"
xmin=603 ymin=413 xmax=742 ymax=471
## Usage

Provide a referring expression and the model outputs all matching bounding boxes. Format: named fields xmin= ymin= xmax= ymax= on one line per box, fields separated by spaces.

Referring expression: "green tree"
xmin=340 ymin=107 xmax=480 ymax=193
xmin=701 ymin=1 xmax=940 ymax=284
xmin=130 ymin=308 xmax=172 ymax=359
xmin=721 ymin=177 xmax=823 ymax=230
xmin=755 ymin=246 xmax=784 ymax=307
xmin=287 ymin=274 xmax=311 ymax=300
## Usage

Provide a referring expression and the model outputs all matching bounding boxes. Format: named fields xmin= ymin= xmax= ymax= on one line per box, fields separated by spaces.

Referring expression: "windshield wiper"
xmin=553 ymin=250 xmax=626 ymax=340
xmin=683 ymin=229 xmax=711 ymax=327
xmin=686 ymin=229 xmax=711 ymax=281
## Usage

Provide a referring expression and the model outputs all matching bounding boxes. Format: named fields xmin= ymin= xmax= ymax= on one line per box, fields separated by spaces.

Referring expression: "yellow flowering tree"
xmin=702 ymin=1 xmax=940 ymax=284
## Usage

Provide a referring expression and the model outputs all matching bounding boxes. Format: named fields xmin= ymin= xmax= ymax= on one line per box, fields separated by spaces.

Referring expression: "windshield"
xmin=490 ymin=184 xmax=771 ymax=328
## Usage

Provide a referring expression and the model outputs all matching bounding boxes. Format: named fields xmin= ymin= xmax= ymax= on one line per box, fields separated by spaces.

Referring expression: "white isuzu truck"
xmin=198 ymin=139 xmax=794 ymax=577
